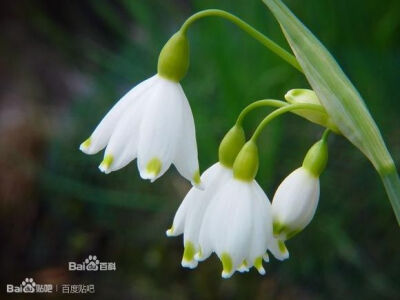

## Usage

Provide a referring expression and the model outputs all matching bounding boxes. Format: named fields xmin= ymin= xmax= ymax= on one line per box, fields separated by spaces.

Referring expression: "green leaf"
xmin=263 ymin=0 xmax=400 ymax=225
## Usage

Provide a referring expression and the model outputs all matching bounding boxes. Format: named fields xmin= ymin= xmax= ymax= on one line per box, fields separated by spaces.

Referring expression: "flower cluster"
xmin=167 ymin=161 xmax=290 ymax=277
xmin=166 ymin=129 xmax=328 ymax=278
xmin=79 ymin=14 xmax=332 ymax=279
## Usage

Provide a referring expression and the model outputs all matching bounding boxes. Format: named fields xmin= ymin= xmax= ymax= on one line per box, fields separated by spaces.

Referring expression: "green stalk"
xmin=321 ymin=128 xmax=331 ymax=143
xmin=250 ymin=103 xmax=325 ymax=142
xmin=235 ymin=99 xmax=288 ymax=126
xmin=180 ymin=9 xmax=302 ymax=72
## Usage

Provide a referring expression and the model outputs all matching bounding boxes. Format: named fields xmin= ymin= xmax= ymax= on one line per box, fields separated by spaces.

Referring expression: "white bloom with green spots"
xmin=272 ymin=137 xmax=328 ymax=240
xmin=197 ymin=177 xmax=288 ymax=278
xmin=166 ymin=162 xmax=289 ymax=277
xmin=79 ymin=74 xmax=200 ymax=186
xmin=166 ymin=162 xmax=232 ymax=268
xmin=272 ymin=167 xmax=320 ymax=240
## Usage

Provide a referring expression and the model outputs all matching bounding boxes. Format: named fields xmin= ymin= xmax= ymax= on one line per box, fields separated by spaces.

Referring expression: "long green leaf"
xmin=263 ymin=0 xmax=400 ymax=225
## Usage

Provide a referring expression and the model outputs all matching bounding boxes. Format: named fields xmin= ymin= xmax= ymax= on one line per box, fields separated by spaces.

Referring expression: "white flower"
xmin=196 ymin=177 xmax=289 ymax=278
xmin=167 ymin=163 xmax=289 ymax=278
xmin=166 ymin=162 xmax=232 ymax=268
xmin=79 ymin=74 xmax=200 ymax=186
xmin=272 ymin=167 xmax=320 ymax=240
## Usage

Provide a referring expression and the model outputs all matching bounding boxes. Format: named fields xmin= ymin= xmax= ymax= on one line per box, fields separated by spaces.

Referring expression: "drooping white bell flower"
xmin=80 ymin=74 xmax=200 ymax=185
xmin=79 ymin=31 xmax=201 ymax=186
xmin=272 ymin=138 xmax=328 ymax=240
xmin=196 ymin=141 xmax=289 ymax=278
xmin=166 ymin=162 xmax=233 ymax=268
xmin=197 ymin=176 xmax=288 ymax=278
xmin=272 ymin=167 xmax=319 ymax=240
xmin=166 ymin=125 xmax=245 ymax=268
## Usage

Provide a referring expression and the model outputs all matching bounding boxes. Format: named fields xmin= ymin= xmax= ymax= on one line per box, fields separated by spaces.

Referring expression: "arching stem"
xmin=235 ymin=99 xmax=288 ymax=126
xmin=180 ymin=9 xmax=303 ymax=73
xmin=250 ymin=103 xmax=325 ymax=142
xmin=321 ymin=128 xmax=331 ymax=142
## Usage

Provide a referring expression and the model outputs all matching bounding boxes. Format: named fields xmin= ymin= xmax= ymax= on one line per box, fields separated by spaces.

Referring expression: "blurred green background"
xmin=0 ymin=0 xmax=399 ymax=299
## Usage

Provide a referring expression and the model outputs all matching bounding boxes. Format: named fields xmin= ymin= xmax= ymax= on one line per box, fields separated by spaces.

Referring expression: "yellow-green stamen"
xmin=238 ymin=259 xmax=248 ymax=271
xmin=221 ymin=253 xmax=233 ymax=275
xmin=273 ymin=220 xmax=302 ymax=240
xmin=196 ymin=247 xmax=203 ymax=259
xmin=278 ymin=240 xmax=288 ymax=254
xmin=100 ymin=154 xmax=114 ymax=169
xmin=254 ymin=256 xmax=263 ymax=271
xmin=146 ymin=158 xmax=162 ymax=177
xmin=183 ymin=241 xmax=196 ymax=263
xmin=81 ymin=137 xmax=92 ymax=148
xmin=192 ymin=170 xmax=201 ymax=185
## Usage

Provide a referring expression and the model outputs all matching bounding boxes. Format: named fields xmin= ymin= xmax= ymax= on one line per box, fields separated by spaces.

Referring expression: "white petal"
xmin=181 ymin=256 xmax=198 ymax=269
xmin=268 ymin=237 xmax=289 ymax=261
xmin=80 ymin=75 xmax=157 ymax=154
xmin=183 ymin=164 xmax=232 ymax=249
xmin=166 ymin=191 xmax=192 ymax=238
xmin=237 ymin=262 xmax=250 ymax=273
xmin=201 ymin=179 xmax=253 ymax=278
xmin=172 ymin=84 xmax=200 ymax=186
xmin=272 ymin=167 xmax=320 ymax=237
xmin=137 ymin=76 xmax=184 ymax=182
xmin=194 ymin=163 xmax=232 ymax=261
xmin=166 ymin=163 xmax=231 ymax=238
xmin=182 ymin=164 xmax=230 ymax=235
xmin=98 ymin=83 xmax=153 ymax=174
xmin=166 ymin=163 xmax=232 ymax=268
xmin=245 ymin=181 xmax=272 ymax=273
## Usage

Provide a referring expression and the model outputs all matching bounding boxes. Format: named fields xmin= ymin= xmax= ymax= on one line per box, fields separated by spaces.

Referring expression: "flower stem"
xmin=250 ymin=103 xmax=325 ymax=142
xmin=179 ymin=9 xmax=303 ymax=73
xmin=321 ymin=128 xmax=331 ymax=142
xmin=235 ymin=99 xmax=288 ymax=126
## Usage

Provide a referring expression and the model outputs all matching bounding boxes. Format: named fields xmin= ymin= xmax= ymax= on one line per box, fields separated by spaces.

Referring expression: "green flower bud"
xmin=302 ymin=139 xmax=328 ymax=177
xmin=157 ymin=31 xmax=190 ymax=82
xmin=233 ymin=141 xmax=259 ymax=181
xmin=285 ymin=89 xmax=340 ymax=134
xmin=218 ymin=125 xmax=246 ymax=168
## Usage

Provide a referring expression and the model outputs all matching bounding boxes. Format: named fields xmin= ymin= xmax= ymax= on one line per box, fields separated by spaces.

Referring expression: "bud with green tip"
xmin=218 ymin=125 xmax=246 ymax=168
xmin=272 ymin=137 xmax=328 ymax=240
xmin=233 ymin=140 xmax=259 ymax=181
xmin=302 ymin=139 xmax=329 ymax=177
xmin=285 ymin=89 xmax=340 ymax=134
xmin=157 ymin=31 xmax=190 ymax=82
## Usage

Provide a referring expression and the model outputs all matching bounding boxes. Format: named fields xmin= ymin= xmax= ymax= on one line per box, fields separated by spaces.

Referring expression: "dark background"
xmin=0 ymin=0 xmax=399 ymax=299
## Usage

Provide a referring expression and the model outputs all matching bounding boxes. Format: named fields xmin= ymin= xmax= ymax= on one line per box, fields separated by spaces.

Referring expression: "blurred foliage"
xmin=0 ymin=0 xmax=399 ymax=299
